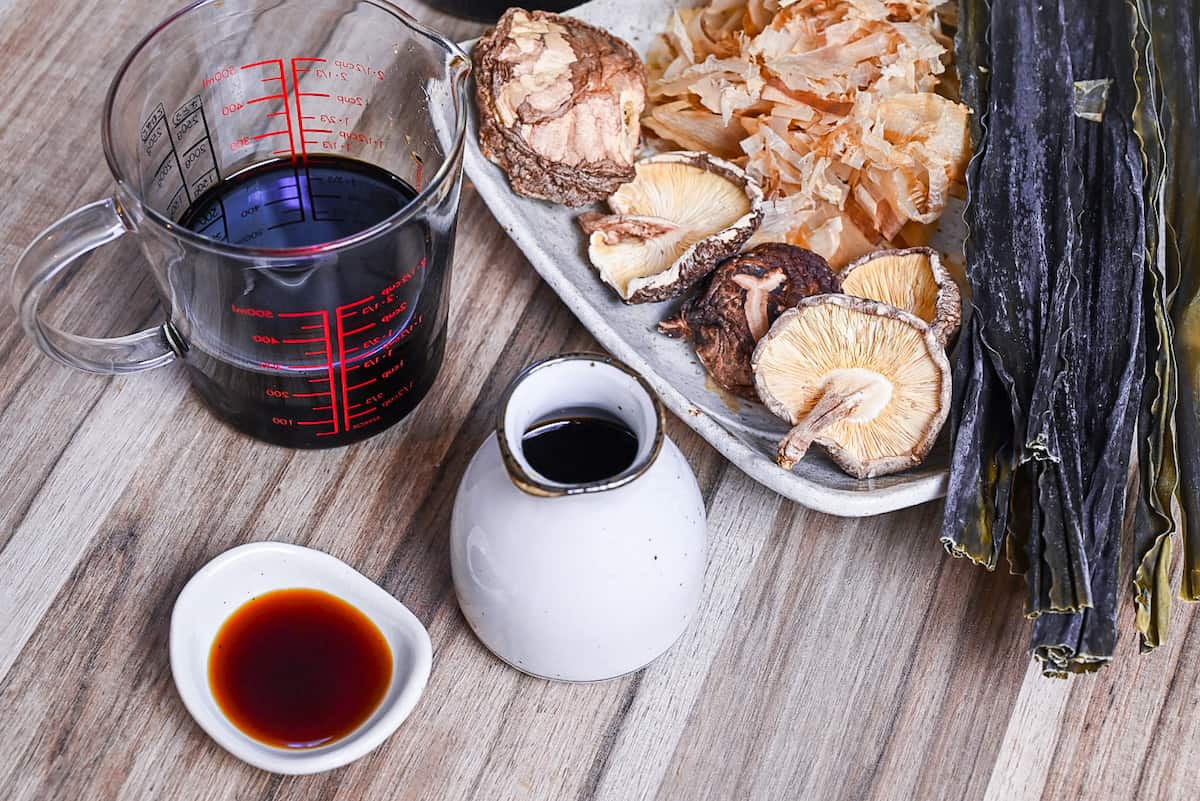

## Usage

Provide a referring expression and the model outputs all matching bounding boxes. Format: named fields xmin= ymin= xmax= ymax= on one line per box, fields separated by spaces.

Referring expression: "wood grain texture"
xmin=0 ymin=2 xmax=1196 ymax=800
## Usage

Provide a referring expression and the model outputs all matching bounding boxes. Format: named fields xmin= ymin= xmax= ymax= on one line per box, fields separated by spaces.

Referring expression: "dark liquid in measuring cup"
xmin=181 ymin=156 xmax=410 ymax=248
xmin=176 ymin=156 xmax=447 ymax=448
xmin=522 ymin=417 xmax=639 ymax=484
xmin=208 ymin=588 xmax=393 ymax=749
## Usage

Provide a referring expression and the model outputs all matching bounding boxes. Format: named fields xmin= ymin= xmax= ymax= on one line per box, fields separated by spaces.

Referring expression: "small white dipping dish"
xmin=170 ymin=542 xmax=432 ymax=775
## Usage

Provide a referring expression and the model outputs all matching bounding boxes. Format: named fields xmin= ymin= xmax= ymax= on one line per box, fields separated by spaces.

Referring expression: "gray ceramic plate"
xmin=461 ymin=0 xmax=959 ymax=516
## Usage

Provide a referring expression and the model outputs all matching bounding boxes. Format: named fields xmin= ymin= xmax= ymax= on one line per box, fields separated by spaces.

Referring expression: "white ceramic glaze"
xmin=169 ymin=542 xmax=432 ymax=775
xmin=451 ymin=354 xmax=707 ymax=682
xmin=460 ymin=0 xmax=962 ymax=516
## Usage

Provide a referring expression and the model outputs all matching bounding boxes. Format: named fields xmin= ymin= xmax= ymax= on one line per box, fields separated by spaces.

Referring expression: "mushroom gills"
xmin=839 ymin=247 xmax=961 ymax=346
xmin=752 ymin=295 xmax=951 ymax=479
xmin=583 ymin=152 xmax=763 ymax=303
xmin=777 ymin=368 xmax=894 ymax=469
xmin=598 ymin=161 xmax=751 ymax=293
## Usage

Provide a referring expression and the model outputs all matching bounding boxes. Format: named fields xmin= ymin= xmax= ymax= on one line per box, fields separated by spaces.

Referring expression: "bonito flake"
xmin=645 ymin=0 xmax=970 ymax=266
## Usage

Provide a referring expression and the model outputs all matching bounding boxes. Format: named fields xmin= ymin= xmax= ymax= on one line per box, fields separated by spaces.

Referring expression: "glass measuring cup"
xmin=11 ymin=0 xmax=470 ymax=448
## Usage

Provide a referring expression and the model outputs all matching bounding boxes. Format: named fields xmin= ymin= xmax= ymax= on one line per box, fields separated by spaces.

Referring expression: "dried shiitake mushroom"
xmin=752 ymin=295 xmax=951 ymax=479
xmin=839 ymin=247 xmax=961 ymax=346
xmin=580 ymin=151 xmax=763 ymax=303
xmin=659 ymin=243 xmax=838 ymax=398
xmin=474 ymin=8 xmax=647 ymax=206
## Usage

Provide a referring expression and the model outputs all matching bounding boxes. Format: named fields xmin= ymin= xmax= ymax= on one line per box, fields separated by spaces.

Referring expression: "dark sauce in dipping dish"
xmin=209 ymin=588 xmax=392 ymax=749
xmin=522 ymin=417 xmax=639 ymax=484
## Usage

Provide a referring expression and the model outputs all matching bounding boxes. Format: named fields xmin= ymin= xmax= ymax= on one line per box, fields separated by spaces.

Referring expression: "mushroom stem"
xmin=656 ymin=313 xmax=692 ymax=339
xmin=732 ymin=271 xmax=787 ymax=339
xmin=578 ymin=212 xmax=680 ymax=244
xmin=777 ymin=388 xmax=865 ymax=470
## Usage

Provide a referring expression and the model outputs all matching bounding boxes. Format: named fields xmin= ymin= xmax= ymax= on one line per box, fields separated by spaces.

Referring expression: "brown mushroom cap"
xmin=474 ymin=9 xmax=647 ymax=207
xmin=659 ymin=243 xmax=839 ymax=398
xmin=582 ymin=151 xmax=763 ymax=303
xmin=838 ymin=247 xmax=961 ymax=346
xmin=752 ymin=295 xmax=951 ymax=479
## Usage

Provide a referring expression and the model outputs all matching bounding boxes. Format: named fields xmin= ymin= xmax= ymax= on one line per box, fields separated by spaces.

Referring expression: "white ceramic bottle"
xmin=450 ymin=353 xmax=707 ymax=682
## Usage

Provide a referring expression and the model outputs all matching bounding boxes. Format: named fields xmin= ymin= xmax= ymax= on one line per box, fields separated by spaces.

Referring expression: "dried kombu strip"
xmin=1152 ymin=0 xmax=1200 ymax=602
xmin=940 ymin=0 xmax=1012 ymax=572
xmin=945 ymin=0 xmax=1150 ymax=674
xmin=941 ymin=317 xmax=1016 ymax=570
xmin=1032 ymin=67 xmax=1146 ymax=668
xmin=942 ymin=0 xmax=1093 ymax=616
xmin=1130 ymin=0 xmax=1183 ymax=649
xmin=1026 ymin=0 xmax=1144 ymax=673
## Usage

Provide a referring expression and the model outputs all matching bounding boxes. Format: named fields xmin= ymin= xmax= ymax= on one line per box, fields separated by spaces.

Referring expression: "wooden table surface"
xmin=1 ymin=2 xmax=1198 ymax=800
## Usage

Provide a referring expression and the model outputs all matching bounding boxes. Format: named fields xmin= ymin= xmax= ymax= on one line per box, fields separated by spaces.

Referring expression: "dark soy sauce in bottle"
xmin=176 ymin=155 xmax=447 ymax=448
xmin=522 ymin=416 xmax=639 ymax=484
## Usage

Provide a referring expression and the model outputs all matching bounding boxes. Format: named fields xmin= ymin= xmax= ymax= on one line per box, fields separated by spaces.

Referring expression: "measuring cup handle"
xmin=11 ymin=198 xmax=176 ymax=375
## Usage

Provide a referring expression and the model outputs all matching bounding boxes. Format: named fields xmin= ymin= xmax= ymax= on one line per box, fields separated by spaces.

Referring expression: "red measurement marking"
xmin=345 ymin=333 xmax=392 ymax=366
xmin=329 ymin=292 xmax=395 ymax=431
xmin=305 ymin=128 xmax=333 ymax=134
xmin=268 ymin=111 xmax=287 ymax=118
xmin=291 ymin=58 xmax=327 ymax=163
xmin=203 ymin=66 xmax=237 ymax=89
xmin=317 ymin=309 xmax=339 ymax=434
xmin=313 ymin=405 xmax=333 ymax=411
xmin=299 ymin=92 xmax=331 ymax=98
xmin=335 ymin=302 xmax=352 ymax=429
xmin=316 ymin=431 xmax=338 ymax=437
xmin=242 ymin=59 xmax=296 ymax=163
xmin=277 ymin=308 xmax=336 ymax=433
xmin=298 ymin=419 xmax=336 ymax=426
xmin=253 ymin=130 xmax=289 ymax=140
xmin=272 ymin=149 xmax=292 ymax=156
xmin=332 ymin=302 xmax=361 ymax=430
